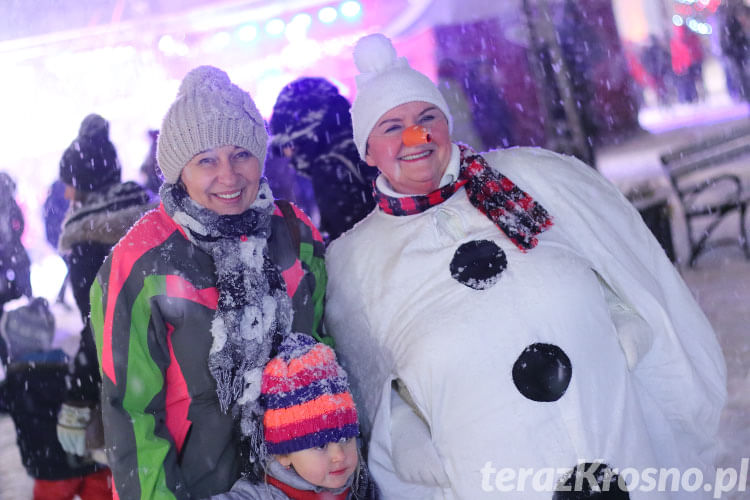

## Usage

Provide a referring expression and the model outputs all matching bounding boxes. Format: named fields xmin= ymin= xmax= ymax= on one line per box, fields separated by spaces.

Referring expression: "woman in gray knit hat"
xmin=90 ymin=65 xmax=331 ymax=498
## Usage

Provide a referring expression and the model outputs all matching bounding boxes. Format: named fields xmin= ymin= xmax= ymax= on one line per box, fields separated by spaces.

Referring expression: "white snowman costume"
xmin=324 ymin=145 xmax=726 ymax=499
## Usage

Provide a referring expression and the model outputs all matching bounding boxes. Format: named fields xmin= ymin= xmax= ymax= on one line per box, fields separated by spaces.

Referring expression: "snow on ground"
xmin=596 ymin=103 xmax=750 ymax=498
xmin=2 ymin=105 xmax=749 ymax=499
xmin=0 ymin=416 xmax=33 ymax=500
xmin=683 ymin=251 xmax=750 ymax=498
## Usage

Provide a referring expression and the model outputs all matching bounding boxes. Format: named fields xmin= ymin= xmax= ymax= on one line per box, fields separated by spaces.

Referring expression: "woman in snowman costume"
xmin=324 ymin=34 xmax=726 ymax=499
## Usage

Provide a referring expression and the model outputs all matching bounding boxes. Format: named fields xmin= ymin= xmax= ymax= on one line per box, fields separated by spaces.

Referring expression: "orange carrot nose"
xmin=402 ymin=125 xmax=432 ymax=147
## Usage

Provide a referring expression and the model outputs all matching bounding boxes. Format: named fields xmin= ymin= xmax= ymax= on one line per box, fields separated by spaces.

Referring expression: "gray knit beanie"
xmin=157 ymin=65 xmax=268 ymax=184
xmin=350 ymin=33 xmax=452 ymax=160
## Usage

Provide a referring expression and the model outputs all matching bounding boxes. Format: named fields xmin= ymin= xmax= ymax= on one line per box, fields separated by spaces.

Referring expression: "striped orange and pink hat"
xmin=261 ymin=333 xmax=359 ymax=455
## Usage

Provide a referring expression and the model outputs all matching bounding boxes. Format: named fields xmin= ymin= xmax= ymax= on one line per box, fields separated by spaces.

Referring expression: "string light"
xmin=340 ymin=1 xmax=362 ymax=19
xmin=318 ymin=6 xmax=338 ymax=23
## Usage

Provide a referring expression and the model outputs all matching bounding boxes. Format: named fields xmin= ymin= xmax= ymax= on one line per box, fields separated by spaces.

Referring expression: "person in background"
xmin=262 ymin=148 xmax=319 ymax=225
xmin=465 ymin=60 xmax=515 ymax=151
xmin=43 ymin=180 xmax=70 ymax=254
xmin=0 ymin=171 xmax=32 ymax=364
xmin=213 ymin=332 xmax=378 ymax=499
xmin=42 ymin=180 xmax=71 ymax=306
xmin=0 ymin=298 xmax=111 ymax=500
xmin=55 ymin=113 xmax=155 ymax=461
xmin=721 ymin=1 xmax=750 ymax=101
xmin=140 ymin=128 xmax=164 ymax=197
xmin=269 ymin=77 xmax=377 ymax=242
xmin=641 ymin=34 xmax=675 ymax=106
xmin=324 ymin=33 xmax=726 ymax=499
xmin=91 ymin=65 xmax=329 ymax=499
xmin=436 ymin=58 xmax=483 ymax=151
xmin=671 ymin=24 xmax=704 ymax=103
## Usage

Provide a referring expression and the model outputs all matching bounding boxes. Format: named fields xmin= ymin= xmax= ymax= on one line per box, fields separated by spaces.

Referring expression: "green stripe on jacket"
xmin=299 ymin=240 xmax=331 ymax=347
xmin=126 ymin=275 xmax=176 ymax=500
xmin=93 ymin=273 xmax=177 ymax=500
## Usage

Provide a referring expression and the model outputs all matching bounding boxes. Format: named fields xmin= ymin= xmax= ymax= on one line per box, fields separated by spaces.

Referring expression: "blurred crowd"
xmin=625 ymin=2 xmax=750 ymax=106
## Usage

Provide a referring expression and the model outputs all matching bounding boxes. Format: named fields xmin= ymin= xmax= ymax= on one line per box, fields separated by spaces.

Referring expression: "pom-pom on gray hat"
xmin=350 ymin=33 xmax=452 ymax=160
xmin=157 ymin=65 xmax=268 ymax=184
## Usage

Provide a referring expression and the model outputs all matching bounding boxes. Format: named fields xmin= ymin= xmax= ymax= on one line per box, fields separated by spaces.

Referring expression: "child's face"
xmin=277 ymin=437 xmax=359 ymax=489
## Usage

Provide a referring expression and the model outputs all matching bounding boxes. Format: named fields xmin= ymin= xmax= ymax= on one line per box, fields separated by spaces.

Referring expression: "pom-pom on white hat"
xmin=350 ymin=33 xmax=452 ymax=160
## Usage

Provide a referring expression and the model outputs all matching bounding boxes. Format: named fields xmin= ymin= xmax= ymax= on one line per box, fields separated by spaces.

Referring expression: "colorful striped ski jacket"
xmin=91 ymin=201 xmax=328 ymax=500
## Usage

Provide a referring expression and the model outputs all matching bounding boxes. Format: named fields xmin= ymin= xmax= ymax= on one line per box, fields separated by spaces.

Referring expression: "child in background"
xmin=214 ymin=332 xmax=378 ymax=500
xmin=0 ymin=171 xmax=32 ymax=336
xmin=0 ymin=298 xmax=111 ymax=500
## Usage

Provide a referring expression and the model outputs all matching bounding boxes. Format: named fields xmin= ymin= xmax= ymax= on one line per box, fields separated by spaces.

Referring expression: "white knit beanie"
xmin=157 ymin=65 xmax=268 ymax=184
xmin=350 ymin=33 xmax=453 ymax=160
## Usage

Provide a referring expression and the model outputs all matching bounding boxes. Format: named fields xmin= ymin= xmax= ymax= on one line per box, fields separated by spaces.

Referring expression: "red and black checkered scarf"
xmin=374 ymin=144 xmax=553 ymax=251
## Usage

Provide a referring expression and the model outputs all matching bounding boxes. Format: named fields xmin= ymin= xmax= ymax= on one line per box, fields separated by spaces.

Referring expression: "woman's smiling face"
xmin=180 ymin=144 xmax=261 ymax=215
xmin=365 ymin=101 xmax=452 ymax=195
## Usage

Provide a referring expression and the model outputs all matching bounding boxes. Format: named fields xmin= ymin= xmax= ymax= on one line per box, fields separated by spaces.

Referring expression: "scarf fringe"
xmin=211 ymin=363 xmax=248 ymax=414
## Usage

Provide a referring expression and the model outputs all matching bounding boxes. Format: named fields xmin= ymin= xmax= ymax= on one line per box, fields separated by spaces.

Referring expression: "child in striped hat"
xmin=214 ymin=332 xmax=378 ymax=499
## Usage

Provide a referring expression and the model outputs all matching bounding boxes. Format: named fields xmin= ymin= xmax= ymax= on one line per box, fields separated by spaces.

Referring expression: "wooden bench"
xmin=660 ymin=123 xmax=750 ymax=267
